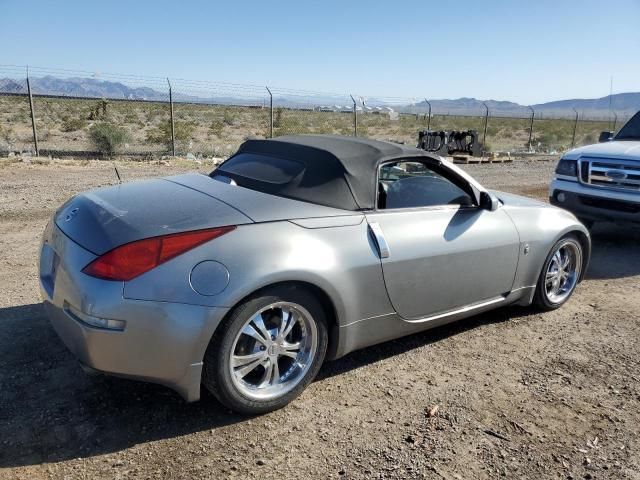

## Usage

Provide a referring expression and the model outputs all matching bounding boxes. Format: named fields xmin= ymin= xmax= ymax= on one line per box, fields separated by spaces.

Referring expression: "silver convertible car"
xmin=40 ymin=135 xmax=590 ymax=414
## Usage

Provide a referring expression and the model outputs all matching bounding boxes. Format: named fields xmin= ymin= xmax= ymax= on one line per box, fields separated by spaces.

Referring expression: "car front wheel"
xmin=533 ymin=234 xmax=583 ymax=310
xmin=202 ymin=285 xmax=328 ymax=415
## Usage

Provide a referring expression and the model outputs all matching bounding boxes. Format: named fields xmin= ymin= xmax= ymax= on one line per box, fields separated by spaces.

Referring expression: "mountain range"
xmin=1 ymin=75 xmax=638 ymax=119
xmin=413 ymin=94 xmax=640 ymax=118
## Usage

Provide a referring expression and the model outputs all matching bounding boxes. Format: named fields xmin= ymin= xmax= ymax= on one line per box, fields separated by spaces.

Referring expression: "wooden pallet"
xmin=452 ymin=155 xmax=489 ymax=164
xmin=489 ymin=157 xmax=514 ymax=163
xmin=451 ymin=155 xmax=514 ymax=164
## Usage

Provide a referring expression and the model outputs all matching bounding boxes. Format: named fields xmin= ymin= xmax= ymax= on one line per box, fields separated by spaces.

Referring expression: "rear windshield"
xmin=215 ymin=152 xmax=305 ymax=184
xmin=615 ymin=111 xmax=640 ymax=140
xmin=210 ymin=151 xmax=357 ymax=210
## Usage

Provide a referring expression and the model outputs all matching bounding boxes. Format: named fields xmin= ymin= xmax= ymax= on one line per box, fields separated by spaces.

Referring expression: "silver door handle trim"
xmin=369 ymin=222 xmax=390 ymax=259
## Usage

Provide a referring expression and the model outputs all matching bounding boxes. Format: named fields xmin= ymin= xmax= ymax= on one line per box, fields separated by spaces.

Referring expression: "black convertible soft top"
xmin=216 ymin=135 xmax=437 ymax=210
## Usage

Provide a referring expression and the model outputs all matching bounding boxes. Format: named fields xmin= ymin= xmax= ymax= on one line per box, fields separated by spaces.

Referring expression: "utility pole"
xmin=482 ymin=102 xmax=489 ymax=150
xmin=571 ymin=108 xmax=579 ymax=148
xmin=350 ymin=95 xmax=357 ymax=137
xmin=266 ymin=87 xmax=273 ymax=138
xmin=527 ymin=106 xmax=535 ymax=152
xmin=167 ymin=78 xmax=175 ymax=156
xmin=424 ymin=99 xmax=432 ymax=130
xmin=26 ymin=67 xmax=39 ymax=156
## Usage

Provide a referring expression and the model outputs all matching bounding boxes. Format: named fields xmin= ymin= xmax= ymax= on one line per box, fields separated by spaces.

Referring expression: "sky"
xmin=2 ymin=0 xmax=639 ymax=104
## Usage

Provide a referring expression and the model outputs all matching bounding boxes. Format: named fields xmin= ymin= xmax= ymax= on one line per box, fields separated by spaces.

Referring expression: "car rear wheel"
xmin=202 ymin=285 xmax=328 ymax=415
xmin=533 ymin=235 xmax=583 ymax=310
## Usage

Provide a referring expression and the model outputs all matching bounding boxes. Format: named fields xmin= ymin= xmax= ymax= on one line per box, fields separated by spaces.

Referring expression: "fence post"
xmin=571 ymin=108 xmax=579 ymax=148
xmin=527 ymin=106 xmax=535 ymax=151
xmin=26 ymin=69 xmax=39 ymax=156
xmin=482 ymin=102 xmax=489 ymax=152
xmin=266 ymin=87 xmax=273 ymax=138
xmin=350 ymin=95 xmax=357 ymax=137
xmin=425 ymin=99 xmax=432 ymax=130
xmin=167 ymin=78 xmax=175 ymax=156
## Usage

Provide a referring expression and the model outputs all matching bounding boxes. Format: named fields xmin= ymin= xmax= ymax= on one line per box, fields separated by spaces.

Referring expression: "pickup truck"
xmin=550 ymin=110 xmax=640 ymax=227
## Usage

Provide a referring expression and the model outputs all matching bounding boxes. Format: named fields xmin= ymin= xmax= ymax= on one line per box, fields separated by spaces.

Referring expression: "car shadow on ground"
xmin=585 ymin=223 xmax=640 ymax=280
xmin=0 ymin=300 xmax=535 ymax=468
xmin=0 ymin=302 xmax=244 ymax=468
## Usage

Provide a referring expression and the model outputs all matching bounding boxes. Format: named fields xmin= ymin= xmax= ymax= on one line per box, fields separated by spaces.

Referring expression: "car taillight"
xmin=82 ymin=226 xmax=235 ymax=281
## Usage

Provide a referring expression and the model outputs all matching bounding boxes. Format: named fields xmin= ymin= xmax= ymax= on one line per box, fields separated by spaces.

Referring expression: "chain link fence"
xmin=0 ymin=66 xmax=33 ymax=153
xmin=0 ymin=65 xmax=633 ymax=159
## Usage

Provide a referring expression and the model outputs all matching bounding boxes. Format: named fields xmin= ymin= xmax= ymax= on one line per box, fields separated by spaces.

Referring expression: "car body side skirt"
xmin=331 ymin=286 xmax=535 ymax=359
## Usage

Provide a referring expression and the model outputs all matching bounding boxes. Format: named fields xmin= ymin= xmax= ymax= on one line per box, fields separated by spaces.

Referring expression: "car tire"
xmin=533 ymin=234 xmax=583 ymax=311
xmin=202 ymin=285 xmax=328 ymax=415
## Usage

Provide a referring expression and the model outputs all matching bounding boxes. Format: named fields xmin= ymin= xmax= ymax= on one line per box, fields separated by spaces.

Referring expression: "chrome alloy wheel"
xmin=229 ymin=302 xmax=318 ymax=400
xmin=544 ymin=240 xmax=582 ymax=304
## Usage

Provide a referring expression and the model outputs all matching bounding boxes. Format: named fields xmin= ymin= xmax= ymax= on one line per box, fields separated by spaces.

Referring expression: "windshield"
xmin=615 ymin=111 xmax=640 ymax=140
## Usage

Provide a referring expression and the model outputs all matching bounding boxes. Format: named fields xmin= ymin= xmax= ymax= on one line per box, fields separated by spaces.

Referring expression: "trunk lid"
xmin=55 ymin=178 xmax=253 ymax=255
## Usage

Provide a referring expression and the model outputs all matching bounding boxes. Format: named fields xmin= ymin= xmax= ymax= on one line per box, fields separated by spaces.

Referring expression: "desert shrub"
xmin=89 ymin=123 xmax=129 ymax=157
xmin=356 ymin=125 xmax=369 ymax=137
xmin=222 ymin=108 xmax=236 ymax=126
xmin=209 ymin=120 xmax=224 ymax=137
xmin=487 ymin=125 xmax=499 ymax=137
xmin=88 ymin=99 xmax=109 ymax=120
xmin=123 ymin=113 xmax=138 ymax=123
xmin=145 ymin=120 xmax=196 ymax=151
xmin=39 ymin=129 xmax=50 ymax=141
xmin=61 ymin=118 xmax=85 ymax=132
xmin=0 ymin=124 xmax=14 ymax=143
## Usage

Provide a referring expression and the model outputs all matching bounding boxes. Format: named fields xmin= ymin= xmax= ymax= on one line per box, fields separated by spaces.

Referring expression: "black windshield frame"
xmin=615 ymin=111 xmax=640 ymax=140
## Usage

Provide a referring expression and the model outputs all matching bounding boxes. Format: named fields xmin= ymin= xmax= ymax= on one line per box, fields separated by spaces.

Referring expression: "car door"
xmin=365 ymin=159 xmax=520 ymax=320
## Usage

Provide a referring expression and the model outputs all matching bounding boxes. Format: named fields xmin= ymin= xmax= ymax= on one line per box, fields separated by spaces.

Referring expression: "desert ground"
xmin=0 ymin=156 xmax=639 ymax=479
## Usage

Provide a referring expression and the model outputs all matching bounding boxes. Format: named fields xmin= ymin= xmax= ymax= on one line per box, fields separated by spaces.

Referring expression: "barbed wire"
xmin=0 ymin=63 xmax=634 ymax=159
xmin=0 ymin=64 xmax=633 ymax=122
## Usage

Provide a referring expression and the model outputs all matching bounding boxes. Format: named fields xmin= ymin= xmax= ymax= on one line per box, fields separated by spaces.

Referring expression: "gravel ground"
xmin=1 ymin=156 xmax=639 ymax=480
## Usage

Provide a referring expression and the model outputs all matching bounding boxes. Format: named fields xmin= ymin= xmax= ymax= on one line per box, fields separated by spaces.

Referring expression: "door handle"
xmin=369 ymin=222 xmax=390 ymax=259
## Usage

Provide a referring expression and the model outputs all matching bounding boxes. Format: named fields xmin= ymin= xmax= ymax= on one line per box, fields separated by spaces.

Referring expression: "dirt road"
xmin=1 ymin=157 xmax=639 ymax=479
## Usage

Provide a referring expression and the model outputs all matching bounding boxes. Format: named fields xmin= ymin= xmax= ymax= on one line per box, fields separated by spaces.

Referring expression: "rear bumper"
xmin=39 ymin=222 xmax=229 ymax=401
xmin=550 ymin=179 xmax=640 ymax=224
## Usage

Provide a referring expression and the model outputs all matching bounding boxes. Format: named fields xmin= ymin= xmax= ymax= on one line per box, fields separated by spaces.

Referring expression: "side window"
xmin=378 ymin=161 xmax=474 ymax=209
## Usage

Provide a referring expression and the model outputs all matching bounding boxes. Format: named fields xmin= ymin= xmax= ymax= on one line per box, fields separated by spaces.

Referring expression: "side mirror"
xmin=598 ymin=131 xmax=613 ymax=143
xmin=480 ymin=191 xmax=499 ymax=211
